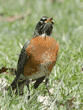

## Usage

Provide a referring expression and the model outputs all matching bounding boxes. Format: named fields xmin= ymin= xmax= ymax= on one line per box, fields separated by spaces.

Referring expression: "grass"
xmin=0 ymin=0 xmax=83 ymax=109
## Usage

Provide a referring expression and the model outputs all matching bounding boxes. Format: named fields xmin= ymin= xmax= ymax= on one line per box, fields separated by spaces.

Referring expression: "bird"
xmin=7 ymin=16 xmax=59 ymax=99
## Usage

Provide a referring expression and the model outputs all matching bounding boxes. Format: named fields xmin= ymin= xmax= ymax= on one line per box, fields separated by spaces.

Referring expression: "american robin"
xmin=7 ymin=16 xmax=59 ymax=99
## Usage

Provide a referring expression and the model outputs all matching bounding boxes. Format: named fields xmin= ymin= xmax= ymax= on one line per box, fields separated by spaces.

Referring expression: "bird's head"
xmin=34 ymin=16 xmax=54 ymax=37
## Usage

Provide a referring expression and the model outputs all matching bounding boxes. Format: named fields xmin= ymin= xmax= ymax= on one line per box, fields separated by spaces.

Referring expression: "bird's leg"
xmin=45 ymin=77 xmax=53 ymax=101
xmin=25 ymin=78 xmax=30 ymax=99
xmin=34 ymin=76 xmax=45 ymax=89
xmin=15 ymin=74 xmax=26 ymax=95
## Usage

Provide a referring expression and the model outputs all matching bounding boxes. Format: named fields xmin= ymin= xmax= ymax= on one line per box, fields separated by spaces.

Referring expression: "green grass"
xmin=0 ymin=0 xmax=83 ymax=109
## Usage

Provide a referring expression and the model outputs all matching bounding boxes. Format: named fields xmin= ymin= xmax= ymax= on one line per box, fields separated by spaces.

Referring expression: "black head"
xmin=33 ymin=16 xmax=54 ymax=37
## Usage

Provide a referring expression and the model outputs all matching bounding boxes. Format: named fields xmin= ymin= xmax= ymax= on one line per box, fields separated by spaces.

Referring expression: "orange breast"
xmin=23 ymin=36 xmax=59 ymax=77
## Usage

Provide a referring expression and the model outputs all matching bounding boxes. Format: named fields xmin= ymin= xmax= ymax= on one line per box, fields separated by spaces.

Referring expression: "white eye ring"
xmin=41 ymin=17 xmax=47 ymax=21
xmin=39 ymin=20 xmax=43 ymax=23
xmin=42 ymin=17 xmax=46 ymax=20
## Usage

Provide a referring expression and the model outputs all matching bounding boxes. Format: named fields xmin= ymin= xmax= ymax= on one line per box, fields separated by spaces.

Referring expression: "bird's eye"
xmin=39 ymin=18 xmax=47 ymax=24
xmin=39 ymin=20 xmax=43 ymax=24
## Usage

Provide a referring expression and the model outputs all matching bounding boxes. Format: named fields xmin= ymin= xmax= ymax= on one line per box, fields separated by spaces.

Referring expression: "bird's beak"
xmin=45 ymin=17 xmax=54 ymax=24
